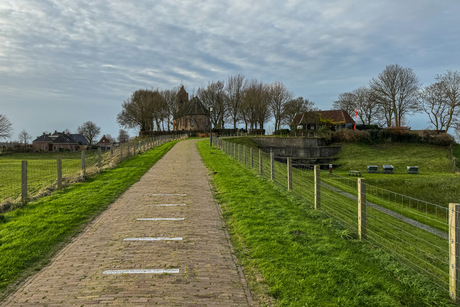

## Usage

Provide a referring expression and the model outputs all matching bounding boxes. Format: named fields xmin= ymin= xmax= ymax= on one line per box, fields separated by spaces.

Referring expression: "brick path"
xmin=2 ymin=140 xmax=252 ymax=306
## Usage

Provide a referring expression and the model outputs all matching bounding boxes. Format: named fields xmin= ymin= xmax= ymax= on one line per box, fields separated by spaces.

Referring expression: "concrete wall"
xmin=252 ymin=137 xmax=327 ymax=148
xmin=251 ymin=137 xmax=341 ymax=158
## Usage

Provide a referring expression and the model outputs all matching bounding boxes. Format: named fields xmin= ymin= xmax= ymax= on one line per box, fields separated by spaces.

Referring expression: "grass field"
xmin=198 ymin=140 xmax=453 ymax=306
xmin=0 ymin=142 xmax=176 ymax=299
xmin=0 ymin=151 xmax=107 ymax=204
xmin=332 ymin=143 xmax=460 ymax=208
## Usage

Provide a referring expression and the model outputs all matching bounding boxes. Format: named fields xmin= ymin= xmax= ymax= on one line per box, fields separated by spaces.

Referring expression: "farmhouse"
xmin=293 ymin=110 xmax=355 ymax=131
xmin=32 ymin=131 xmax=89 ymax=152
xmin=173 ymin=86 xmax=211 ymax=132
xmin=97 ymin=135 xmax=113 ymax=150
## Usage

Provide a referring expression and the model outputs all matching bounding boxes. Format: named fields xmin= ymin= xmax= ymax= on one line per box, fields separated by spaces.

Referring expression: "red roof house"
xmin=293 ymin=110 xmax=355 ymax=131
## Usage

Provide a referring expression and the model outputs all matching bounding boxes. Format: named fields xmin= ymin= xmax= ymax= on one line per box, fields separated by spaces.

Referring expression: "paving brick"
xmin=1 ymin=140 xmax=251 ymax=306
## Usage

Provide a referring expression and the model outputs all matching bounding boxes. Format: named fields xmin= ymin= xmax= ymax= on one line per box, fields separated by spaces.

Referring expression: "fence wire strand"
xmin=216 ymin=138 xmax=452 ymax=296
xmin=0 ymin=135 xmax=186 ymax=211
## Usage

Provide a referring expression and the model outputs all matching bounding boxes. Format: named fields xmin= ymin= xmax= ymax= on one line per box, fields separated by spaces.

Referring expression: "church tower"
xmin=176 ymin=85 xmax=189 ymax=112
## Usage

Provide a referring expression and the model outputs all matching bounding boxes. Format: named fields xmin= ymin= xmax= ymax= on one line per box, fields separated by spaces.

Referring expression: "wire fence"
xmin=0 ymin=135 xmax=186 ymax=212
xmin=214 ymin=137 xmax=456 ymax=298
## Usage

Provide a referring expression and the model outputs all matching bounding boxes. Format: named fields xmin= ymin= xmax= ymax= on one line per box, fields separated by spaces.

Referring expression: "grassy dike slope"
xmin=0 ymin=141 xmax=177 ymax=299
xmin=198 ymin=141 xmax=453 ymax=306
xmin=332 ymin=143 xmax=459 ymax=207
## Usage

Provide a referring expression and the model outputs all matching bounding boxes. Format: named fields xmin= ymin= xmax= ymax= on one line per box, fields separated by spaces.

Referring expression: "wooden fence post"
xmin=243 ymin=145 xmax=247 ymax=165
xmin=233 ymin=143 xmax=237 ymax=159
xmin=57 ymin=157 xmax=62 ymax=189
xmin=81 ymin=151 xmax=86 ymax=178
xmin=449 ymin=203 xmax=460 ymax=301
xmin=250 ymin=148 xmax=254 ymax=169
xmin=314 ymin=165 xmax=320 ymax=209
xmin=358 ymin=178 xmax=367 ymax=240
xmin=98 ymin=147 xmax=102 ymax=168
xmin=287 ymin=157 xmax=292 ymax=191
xmin=259 ymin=149 xmax=263 ymax=175
xmin=238 ymin=144 xmax=241 ymax=162
xmin=21 ymin=161 xmax=27 ymax=204
xmin=270 ymin=149 xmax=275 ymax=181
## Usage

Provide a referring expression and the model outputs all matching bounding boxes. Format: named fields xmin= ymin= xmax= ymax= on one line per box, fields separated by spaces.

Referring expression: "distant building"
xmin=32 ymin=131 xmax=89 ymax=152
xmin=293 ymin=110 xmax=355 ymax=131
xmin=97 ymin=135 xmax=113 ymax=150
xmin=173 ymin=86 xmax=211 ymax=131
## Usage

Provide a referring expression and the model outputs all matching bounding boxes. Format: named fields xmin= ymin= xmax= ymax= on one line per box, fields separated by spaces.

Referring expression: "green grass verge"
xmin=0 ymin=141 xmax=177 ymax=299
xmin=197 ymin=140 xmax=453 ymax=306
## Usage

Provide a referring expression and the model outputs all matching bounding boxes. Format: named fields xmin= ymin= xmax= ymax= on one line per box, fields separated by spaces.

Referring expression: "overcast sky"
xmin=1 ymin=0 xmax=459 ymax=140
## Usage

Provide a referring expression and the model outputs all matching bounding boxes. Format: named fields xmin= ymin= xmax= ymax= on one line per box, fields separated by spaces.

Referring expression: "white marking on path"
xmin=123 ymin=237 xmax=183 ymax=241
xmin=103 ymin=269 xmax=180 ymax=274
xmin=147 ymin=204 xmax=186 ymax=207
xmin=152 ymin=194 xmax=187 ymax=196
xmin=136 ymin=218 xmax=184 ymax=221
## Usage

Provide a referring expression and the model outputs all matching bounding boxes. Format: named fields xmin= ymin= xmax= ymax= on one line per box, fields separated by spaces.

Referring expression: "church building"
xmin=173 ymin=86 xmax=211 ymax=131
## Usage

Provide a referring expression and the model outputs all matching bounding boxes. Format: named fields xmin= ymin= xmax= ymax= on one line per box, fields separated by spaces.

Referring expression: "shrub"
xmin=249 ymin=129 xmax=265 ymax=135
xmin=331 ymin=129 xmax=370 ymax=143
xmin=356 ymin=124 xmax=381 ymax=130
xmin=274 ymin=129 xmax=290 ymax=136
xmin=426 ymin=133 xmax=455 ymax=146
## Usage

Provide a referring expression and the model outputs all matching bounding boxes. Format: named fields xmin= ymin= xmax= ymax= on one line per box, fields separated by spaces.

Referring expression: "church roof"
xmin=174 ymin=97 xmax=210 ymax=119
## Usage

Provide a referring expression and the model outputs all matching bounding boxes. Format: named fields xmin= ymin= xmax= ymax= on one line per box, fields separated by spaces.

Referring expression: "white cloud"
xmin=0 ymin=0 xmax=459 ymax=137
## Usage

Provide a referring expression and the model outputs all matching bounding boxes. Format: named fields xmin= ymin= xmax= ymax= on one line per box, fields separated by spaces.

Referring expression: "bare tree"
xmin=420 ymin=82 xmax=451 ymax=131
xmin=197 ymin=81 xmax=227 ymax=129
xmin=333 ymin=92 xmax=356 ymax=116
xmin=0 ymin=114 xmax=12 ymax=139
xmin=240 ymin=80 xmax=259 ymax=130
xmin=150 ymin=89 xmax=168 ymax=131
xmin=241 ymin=80 xmax=271 ymax=130
xmin=334 ymin=88 xmax=382 ymax=126
xmin=18 ymin=130 xmax=31 ymax=146
xmin=160 ymin=87 xmax=179 ymax=131
xmin=225 ymin=74 xmax=245 ymax=129
xmin=437 ymin=70 xmax=460 ymax=132
xmin=77 ymin=121 xmax=101 ymax=145
xmin=354 ymin=87 xmax=382 ymax=126
xmin=370 ymin=64 xmax=420 ymax=127
xmin=283 ymin=97 xmax=316 ymax=128
xmin=118 ymin=129 xmax=130 ymax=143
xmin=269 ymin=82 xmax=293 ymax=131
xmin=117 ymin=89 xmax=155 ymax=132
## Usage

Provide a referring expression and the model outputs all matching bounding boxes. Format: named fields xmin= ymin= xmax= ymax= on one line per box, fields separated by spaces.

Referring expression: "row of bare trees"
xmin=195 ymin=76 xmax=317 ymax=131
xmin=197 ymin=76 xmax=317 ymax=131
xmin=333 ymin=64 xmax=460 ymax=133
xmin=118 ymin=75 xmax=317 ymax=132
xmin=117 ymin=89 xmax=175 ymax=132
